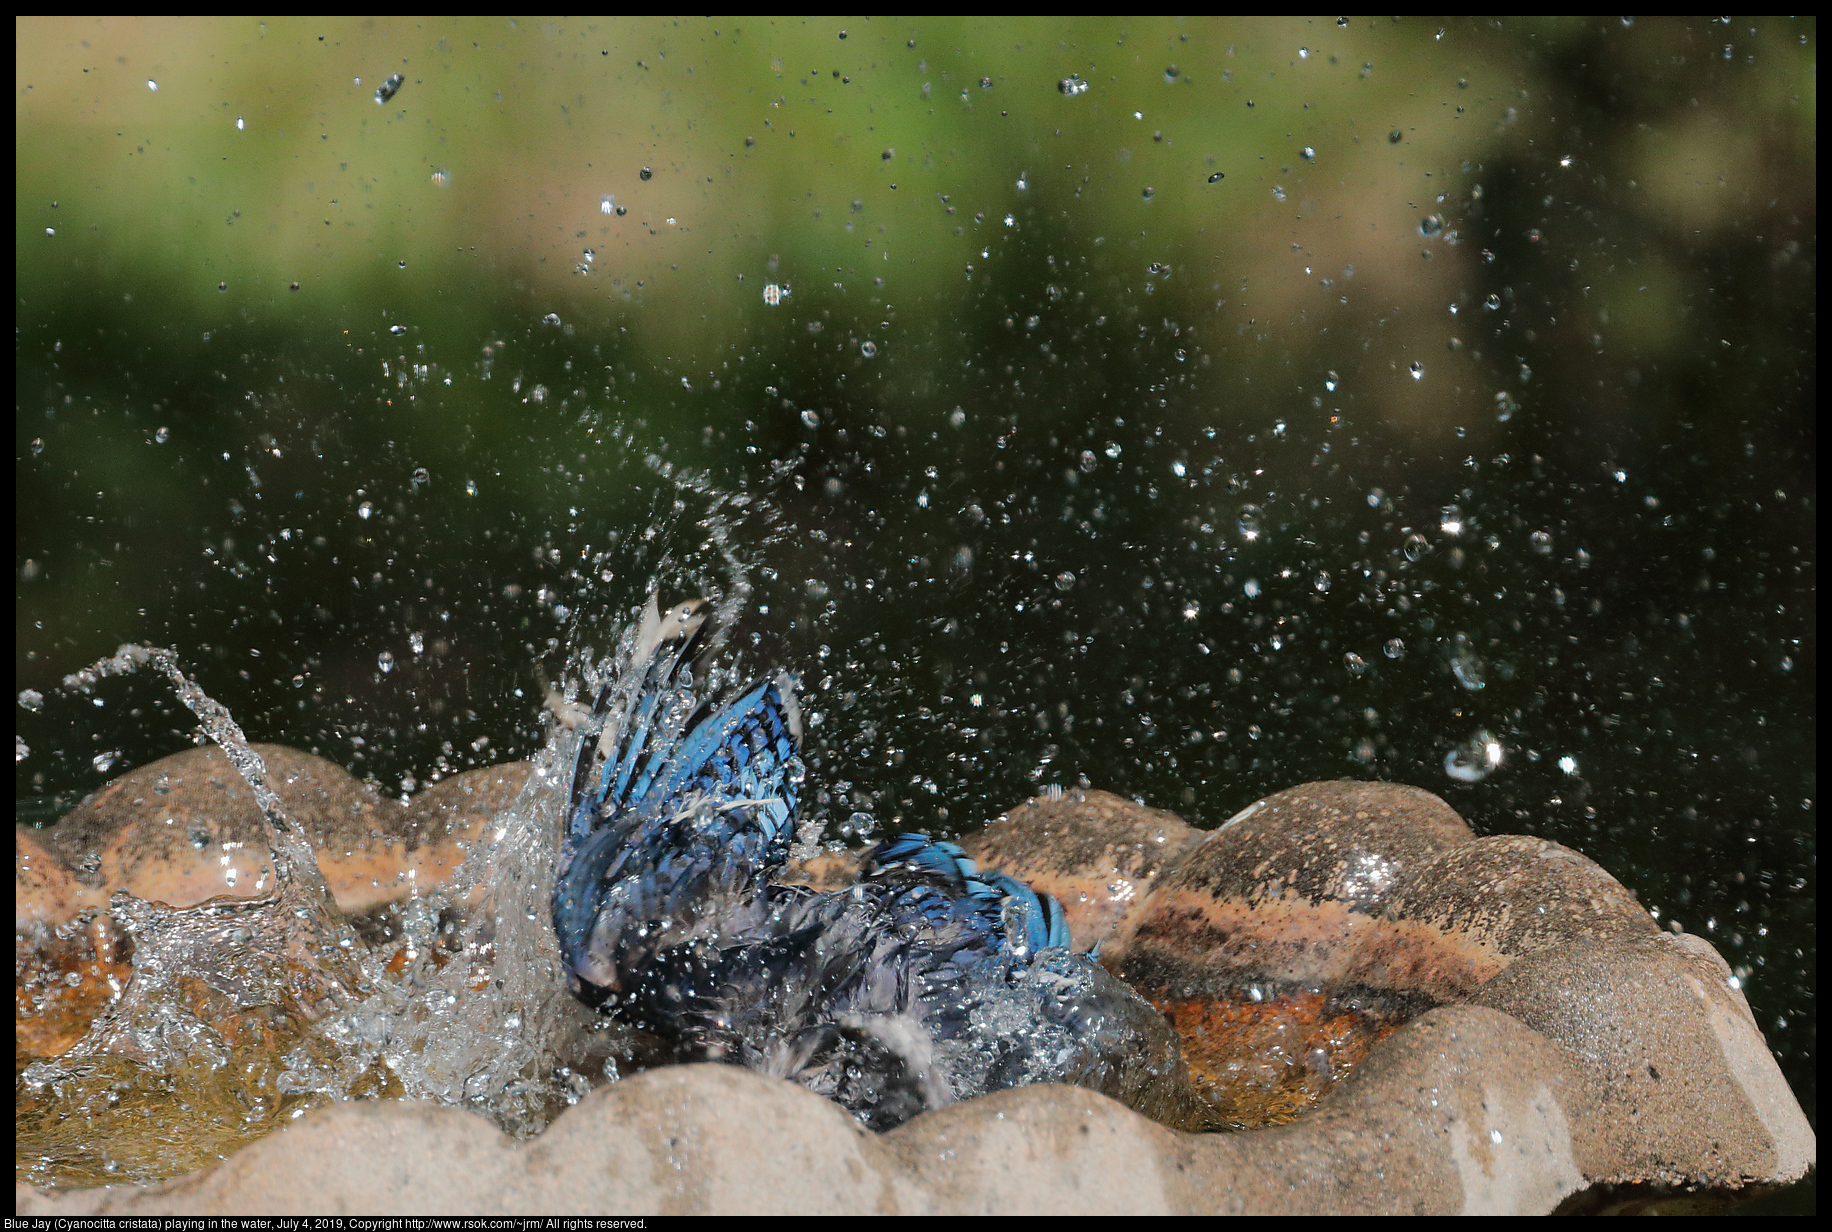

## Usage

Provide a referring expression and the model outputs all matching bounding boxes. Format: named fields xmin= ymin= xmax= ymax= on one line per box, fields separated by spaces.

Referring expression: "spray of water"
xmin=20 ymin=468 xmax=782 ymax=1184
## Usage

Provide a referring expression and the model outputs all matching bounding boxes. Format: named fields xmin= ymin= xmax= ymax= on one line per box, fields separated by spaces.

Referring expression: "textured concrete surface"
xmin=28 ymin=745 xmax=529 ymax=916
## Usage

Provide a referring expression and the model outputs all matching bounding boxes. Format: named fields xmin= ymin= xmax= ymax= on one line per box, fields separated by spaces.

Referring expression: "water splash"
xmin=19 ymin=467 xmax=786 ymax=1184
xmin=546 ymin=594 xmax=1216 ymax=1133
xmin=21 ymin=645 xmax=370 ymax=1185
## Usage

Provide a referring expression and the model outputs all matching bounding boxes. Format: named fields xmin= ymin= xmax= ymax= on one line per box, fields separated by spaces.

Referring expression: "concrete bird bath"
xmin=16 ymin=746 xmax=1813 ymax=1214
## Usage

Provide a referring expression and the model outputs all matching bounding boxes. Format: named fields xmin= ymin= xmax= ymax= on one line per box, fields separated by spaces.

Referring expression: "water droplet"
xmin=1403 ymin=532 xmax=1430 ymax=562
xmin=949 ymin=407 xmax=966 ymax=428
xmin=859 ymin=340 xmax=877 ymax=358
xmin=1058 ymin=76 xmax=1089 ymax=96
xmin=762 ymin=283 xmax=786 ymax=306
xmin=92 ymin=750 xmax=120 ymax=773
xmin=1271 ymin=185 xmax=1287 ymax=202
xmin=1237 ymin=506 xmax=1262 ymax=541
xmin=236 ymin=116 xmax=245 ymax=131
xmin=1450 ymin=641 xmax=1486 ymax=691
xmin=146 ymin=80 xmax=158 ymax=91
xmin=801 ymin=409 xmax=821 ymax=428
xmin=374 ymin=73 xmax=404 ymax=105
xmin=1054 ymin=572 xmax=1076 ymax=592
xmin=377 ymin=651 xmax=395 ymax=674
xmin=1409 ymin=361 xmax=1424 ymax=380
xmin=639 ymin=166 xmax=653 ymax=181
xmin=1383 ymin=638 xmax=1405 ymax=659
xmin=1141 ymin=186 xmax=1155 ymax=200
xmin=1164 ymin=64 xmax=1181 ymax=82
xmin=1420 ymin=215 xmax=1444 ymax=238
xmin=1444 ymin=731 xmax=1502 ymax=782
xmin=1389 ymin=130 xmax=1402 ymax=143
xmin=1493 ymin=390 xmax=1519 ymax=421
xmin=411 ymin=467 xmax=429 ymax=488
xmin=389 ymin=324 xmax=406 ymax=336
xmin=1300 ymin=146 xmax=1315 ymax=160
xmin=154 ymin=427 xmax=170 ymax=444
xmin=1208 ymin=171 xmax=1225 ymax=183
xmin=1344 ymin=652 xmax=1368 ymax=676
xmin=601 ymin=196 xmax=615 ymax=214
xmin=1313 ymin=571 xmax=1331 ymax=593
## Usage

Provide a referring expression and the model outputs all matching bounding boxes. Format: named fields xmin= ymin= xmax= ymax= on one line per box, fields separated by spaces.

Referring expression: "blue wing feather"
xmin=553 ymin=604 xmax=1156 ymax=1130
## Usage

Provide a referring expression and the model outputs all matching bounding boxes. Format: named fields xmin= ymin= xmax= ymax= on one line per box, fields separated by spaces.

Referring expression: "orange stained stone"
xmin=1150 ymin=986 xmax=1408 ymax=1129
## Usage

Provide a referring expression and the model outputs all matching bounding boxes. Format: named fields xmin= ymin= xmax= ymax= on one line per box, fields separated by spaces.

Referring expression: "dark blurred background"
xmin=15 ymin=17 xmax=1814 ymax=1205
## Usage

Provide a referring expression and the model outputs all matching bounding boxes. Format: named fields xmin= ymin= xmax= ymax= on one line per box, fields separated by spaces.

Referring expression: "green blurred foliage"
xmin=20 ymin=17 xmax=1812 ymax=404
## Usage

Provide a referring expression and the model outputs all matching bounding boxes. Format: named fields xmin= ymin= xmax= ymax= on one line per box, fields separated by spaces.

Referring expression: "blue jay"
xmin=553 ymin=599 xmax=1200 ymax=1131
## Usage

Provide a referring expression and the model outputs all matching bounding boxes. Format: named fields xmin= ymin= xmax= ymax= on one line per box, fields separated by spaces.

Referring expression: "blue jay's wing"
xmin=980 ymin=868 xmax=1072 ymax=956
xmin=566 ymin=597 xmax=708 ymax=844
xmin=552 ymin=608 xmax=1201 ymax=1131
xmin=866 ymin=832 xmax=1072 ymax=957
xmin=553 ymin=600 xmax=803 ymax=1003
xmin=639 ymin=676 xmax=801 ymax=840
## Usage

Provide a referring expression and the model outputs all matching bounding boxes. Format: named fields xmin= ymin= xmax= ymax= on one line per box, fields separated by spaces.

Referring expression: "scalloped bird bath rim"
xmin=14 ymin=750 xmax=1815 ymax=1214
